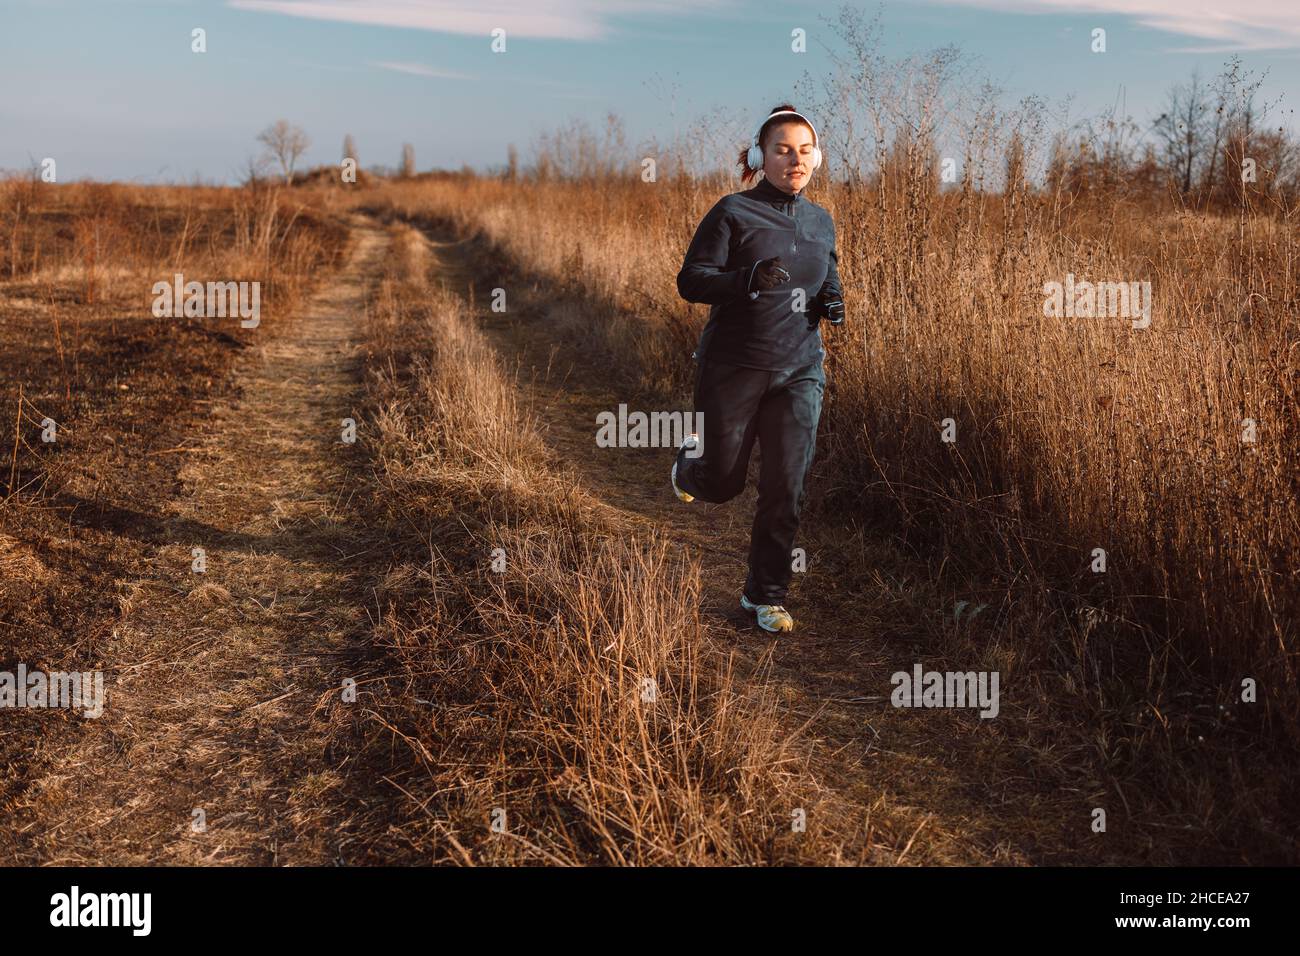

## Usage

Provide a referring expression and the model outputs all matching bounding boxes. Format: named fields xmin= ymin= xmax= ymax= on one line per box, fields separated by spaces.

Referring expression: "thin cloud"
xmin=934 ymin=0 xmax=1300 ymax=51
xmin=228 ymin=0 xmax=735 ymax=41
xmin=371 ymin=60 xmax=474 ymax=79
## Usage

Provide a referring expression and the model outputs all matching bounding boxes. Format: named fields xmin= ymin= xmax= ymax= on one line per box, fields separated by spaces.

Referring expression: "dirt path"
xmin=402 ymin=217 xmax=1113 ymax=866
xmin=8 ymin=220 xmax=388 ymax=864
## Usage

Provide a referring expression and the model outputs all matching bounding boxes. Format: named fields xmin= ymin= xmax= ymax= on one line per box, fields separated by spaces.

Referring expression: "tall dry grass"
xmin=352 ymin=225 xmax=875 ymax=864
xmin=351 ymin=158 xmax=1298 ymax=754
xmin=0 ymin=177 xmax=341 ymax=317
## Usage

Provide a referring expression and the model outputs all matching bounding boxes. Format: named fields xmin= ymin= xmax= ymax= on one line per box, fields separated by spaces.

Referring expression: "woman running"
xmin=671 ymin=104 xmax=845 ymax=634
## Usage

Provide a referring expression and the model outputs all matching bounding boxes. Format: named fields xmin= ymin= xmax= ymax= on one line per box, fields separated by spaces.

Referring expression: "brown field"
xmin=0 ymin=111 xmax=1296 ymax=863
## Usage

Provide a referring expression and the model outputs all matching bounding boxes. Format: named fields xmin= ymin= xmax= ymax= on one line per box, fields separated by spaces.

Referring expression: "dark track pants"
xmin=674 ymin=355 xmax=825 ymax=605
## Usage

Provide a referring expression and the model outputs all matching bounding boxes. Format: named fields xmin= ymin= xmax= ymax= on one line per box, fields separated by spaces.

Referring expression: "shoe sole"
xmin=671 ymin=460 xmax=694 ymax=503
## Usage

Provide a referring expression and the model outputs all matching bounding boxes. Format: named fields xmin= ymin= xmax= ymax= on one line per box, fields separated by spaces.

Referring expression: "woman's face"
xmin=762 ymin=122 xmax=816 ymax=193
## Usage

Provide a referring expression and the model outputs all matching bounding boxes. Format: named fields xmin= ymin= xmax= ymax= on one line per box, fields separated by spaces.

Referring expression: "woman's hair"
xmin=737 ymin=103 xmax=816 ymax=185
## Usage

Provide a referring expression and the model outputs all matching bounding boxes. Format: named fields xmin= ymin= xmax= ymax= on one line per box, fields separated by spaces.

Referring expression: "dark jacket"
xmin=676 ymin=176 xmax=842 ymax=371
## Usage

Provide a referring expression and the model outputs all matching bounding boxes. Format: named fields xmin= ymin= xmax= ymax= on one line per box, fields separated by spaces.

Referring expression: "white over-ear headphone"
xmin=746 ymin=110 xmax=822 ymax=173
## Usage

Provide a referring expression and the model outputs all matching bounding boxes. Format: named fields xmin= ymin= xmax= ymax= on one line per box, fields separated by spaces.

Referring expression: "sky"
xmin=1 ymin=0 xmax=1298 ymax=183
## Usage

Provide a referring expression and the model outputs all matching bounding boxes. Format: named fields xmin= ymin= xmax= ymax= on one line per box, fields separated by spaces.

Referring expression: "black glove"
xmin=807 ymin=295 xmax=846 ymax=329
xmin=747 ymin=256 xmax=790 ymax=295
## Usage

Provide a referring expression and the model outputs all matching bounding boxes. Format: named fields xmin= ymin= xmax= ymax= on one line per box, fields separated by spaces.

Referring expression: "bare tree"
xmin=241 ymin=152 xmax=272 ymax=188
xmin=1153 ymin=70 xmax=1211 ymax=196
xmin=257 ymin=120 xmax=311 ymax=185
xmin=401 ymin=143 xmax=416 ymax=178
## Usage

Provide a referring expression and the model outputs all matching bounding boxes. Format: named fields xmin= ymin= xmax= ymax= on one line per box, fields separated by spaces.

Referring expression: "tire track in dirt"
xmin=6 ymin=219 xmax=388 ymax=864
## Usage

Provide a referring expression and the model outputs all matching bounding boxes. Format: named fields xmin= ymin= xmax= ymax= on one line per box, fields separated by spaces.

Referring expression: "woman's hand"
xmin=747 ymin=256 xmax=791 ymax=294
xmin=807 ymin=295 xmax=845 ymax=329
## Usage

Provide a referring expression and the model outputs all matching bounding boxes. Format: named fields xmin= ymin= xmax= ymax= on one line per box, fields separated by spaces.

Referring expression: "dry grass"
xmin=0 ymin=177 xmax=347 ymax=498
xmin=1 ymin=218 xmax=384 ymax=864
xmin=350 ymin=225 xmax=877 ymax=864
xmin=0 ymin=178 xmax=336 ymax=308
xmin=2 ymin=157 xmax=1294 ymax=862
xmin=338 ymin=165 xmax=1299 ymax=862
xmin=0 ymin=179 xmax=349 ymax=839
xmin=356 ymin=174 xmax=1298 ymax=742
